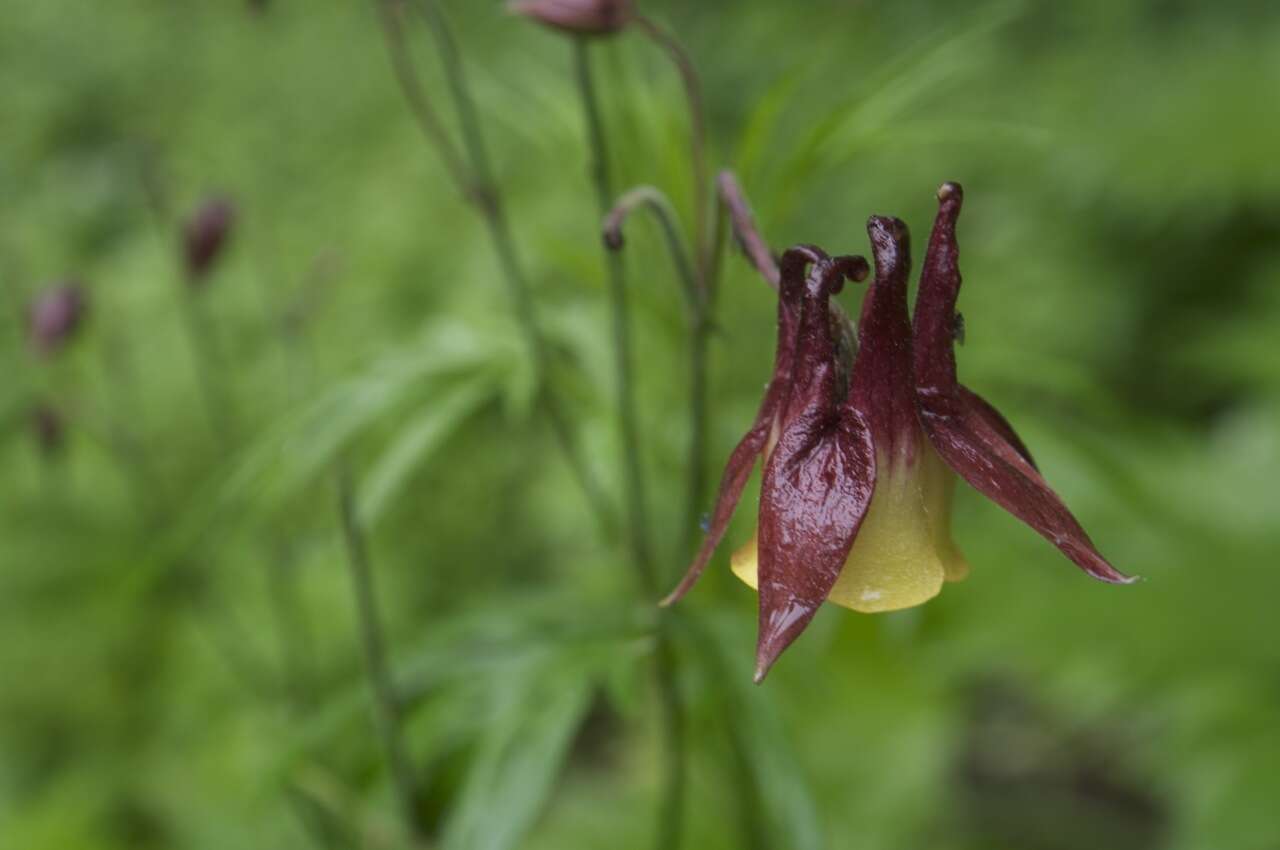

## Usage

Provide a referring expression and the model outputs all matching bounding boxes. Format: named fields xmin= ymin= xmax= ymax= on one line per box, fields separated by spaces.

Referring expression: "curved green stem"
xmin=715 ymin=171 xmax=781 ymax=289
xmin=603 ymin=185 xmax=710 ymax=558
xmin=631 ymin=13 xmax=714 ymax=561
xmin=576 ymin=43 xmax=687 ymax=850
xmin=604 ymin=186 xmax=700 ymax=315
xmin=374 ymin=0 xmax=617 ymax=539
xmin=371 ymin=0 xmax=470 ymax=194
xmin=335 ymin=462 xmax=426 ymax=845
xmin=633 ymin=14 xmax=710 ymax=284
xmin=574 ymin=42 xmax=657 ymax=593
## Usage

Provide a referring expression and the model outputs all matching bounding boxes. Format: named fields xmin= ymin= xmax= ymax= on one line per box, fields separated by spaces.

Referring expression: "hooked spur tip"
xmin=937 ymin=181 xmax=964 ymax=204
xmin=866 ymin=215 xmax=911 ymax=264
xmin=834 ymin=254 xmax=870 ymax=283
xmin=866 ymin=215 xmax=909 ymax=241
xmin=602 ymin=229 xmax=624 ymax=251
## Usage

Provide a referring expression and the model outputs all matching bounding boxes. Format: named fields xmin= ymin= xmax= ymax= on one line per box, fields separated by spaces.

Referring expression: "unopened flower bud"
xmin=509 ymin=0 xmax=633 ymax=36
xmin=28 ymin=282 xmax=87 ymax=357
xmin=183 ymin=197 xmax=236 ymax=282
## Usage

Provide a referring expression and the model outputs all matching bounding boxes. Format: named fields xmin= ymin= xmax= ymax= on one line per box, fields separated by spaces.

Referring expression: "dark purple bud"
xmin=509 ymin=0 xmax=633 ymax=36
xmin=30 ymin=404 xmax=65 ymax=457
xmin=28 ymin=283 xmax=88 ymax=357
xmin=183 ymin=197 xmax=236 ymax=282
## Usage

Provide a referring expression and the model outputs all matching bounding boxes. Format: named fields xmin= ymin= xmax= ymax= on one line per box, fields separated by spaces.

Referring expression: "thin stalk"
xmin=137 ymin=154 xmax=237 ymax=449
xmin=631 ymin=15 xmax=714 ymax=561
xmin=715 ymin=170 xmax=780 ymax=289
xmin=653 ymin=622 xmax=687 ymax=850
xmin=681 ymin=615 xmax=769 ymax=850
xmin=603 ymin=187 xmax=699 ymax=308
xmin=374 ymin=0 xmax=616 ymax=539
xmin=266 ymin=539 xmax=312 ymax=710
xmin=574 ymin=41 xmax=656 ymax=592
xmin=602 ymin=186 xmax=708 ymax=556
xmin=335 ymin=463 xmax=426 ymax=845
xmin=371 ymin=0 xmax=471 ymax=194
xmin=684 ymin=317 xmax=710 ymax=557
xmin=177 ymin=288 xmax=237 ymax=450
xmin=633 ymin=14 xmax=710 ymax=283
xmin=576 ymin=42 xmax=687 ymax=850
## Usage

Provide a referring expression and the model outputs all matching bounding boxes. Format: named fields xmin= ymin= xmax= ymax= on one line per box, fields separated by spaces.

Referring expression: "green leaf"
xmin=691 ymin=615 xmax=825 ymax=850
xmin=440 ymin=666 xmax=594 ymax=850
xmin=357 ymin=379 xmax=496 ymax=528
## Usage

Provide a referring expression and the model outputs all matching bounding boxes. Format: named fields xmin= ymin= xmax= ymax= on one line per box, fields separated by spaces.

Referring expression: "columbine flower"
xmin=28 ymin=282 xmax=87 ymax=357
xmin=664 ymin=183 xmax=1133 ymax=682
xmin=183 ymin=197 xmax=236 ymax=283
xmin=508 ymin=0 xmax=633 ymax=36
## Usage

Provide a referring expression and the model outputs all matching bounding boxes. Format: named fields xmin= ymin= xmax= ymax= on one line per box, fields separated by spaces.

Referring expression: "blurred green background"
xmin=3 ymin=1 xmax=1279 ymax=848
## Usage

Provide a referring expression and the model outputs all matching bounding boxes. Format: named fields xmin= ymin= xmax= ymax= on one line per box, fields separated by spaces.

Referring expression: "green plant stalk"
xmin=573 ymin=40 xmax=655 ymax=592
xmin=375 ymin=0 xmax=616 ymax=539
xmin=138 ymin=160 xmax=237 ymax=451
xmin=601 ymin=186 xmax=708 ymax=560
xmin=653 ymin=623 xmax=687 ymax=850
xmin=181 ymin=286 xmax=238 ymax=450
xmin=632 ymin=14 xmax=714 ymax=562
xmin=633 ymin=14 xmax=710 ymax=283
xmin=335 ymin=463 xmax=426 ymax=845
xmin=575 ymin=41 xmax=688 ymax=850
xmin=682 ymin=615 xmax=770 ymax=850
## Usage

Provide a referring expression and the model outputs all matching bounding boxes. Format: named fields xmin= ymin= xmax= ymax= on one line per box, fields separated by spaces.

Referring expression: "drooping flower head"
xmin=665 ymin=183 xmax=1133 ymax=682
xmin=28 ymin=282 xmax=88 ymax=357
xmin=183 ymin=197 xmax=236 ymax=283
xmin=509 ymin=0 xmax=633 ymax=36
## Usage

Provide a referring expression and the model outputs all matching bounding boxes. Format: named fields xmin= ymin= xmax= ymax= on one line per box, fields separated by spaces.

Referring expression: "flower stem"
xmin=653 ymin=624 xmax=687 ymax=850
xmin=334 ymin=462 xmax=426 ymax=845
xmin=574 ymin=41 xmax=656 ymax=592
xmin=602 ymin=186 xmax=708 ymax=557
xmin=633 ymin=14 xmax=710 ymax=283
xmin=604 ymin=187 xmax=699 ymax=309
xmin=177 ymin=286 xmax=236 ymax=450
xmin=371 ymin=0 xmax=470 ymax=194
xmin=575 ymin=41 xmax=687 ymax=850
xmin=374 ymin=0 xmax=616 ymax=540
xmin=715 ymin=171 xmax=781 ymax=288
xmin=631 ymin=14 xmax=714 ymax=560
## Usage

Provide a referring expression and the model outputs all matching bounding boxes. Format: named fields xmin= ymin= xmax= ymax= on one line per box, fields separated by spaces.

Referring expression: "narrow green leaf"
xmin=693 ymin=615 xmax=825 ymax=850
xmin=357 ymin=379 xmax=496 ymax=528
xmin=441 ymin=668 xmax=594 ymax=850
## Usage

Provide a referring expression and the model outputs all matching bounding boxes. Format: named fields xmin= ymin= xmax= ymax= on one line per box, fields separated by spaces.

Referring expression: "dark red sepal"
xmin=661 ymin=247 xmax=827 ymax=606
xmin=956 ymin=385 xmax=1038 ymax=471
xmin=852 ymin=216 xmax=921 ymax=454
xmin=913 ymin=182 xmax=1133 ymax=585
xmin=918 ymin=394 xmax=1133 ymax=584
xmin=755 ymin=254 xmax=874 ymax=682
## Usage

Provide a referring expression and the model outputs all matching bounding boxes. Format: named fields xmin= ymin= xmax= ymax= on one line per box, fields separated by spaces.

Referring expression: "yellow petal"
xmin=731 ymin=440 xmax=969 ymax=613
